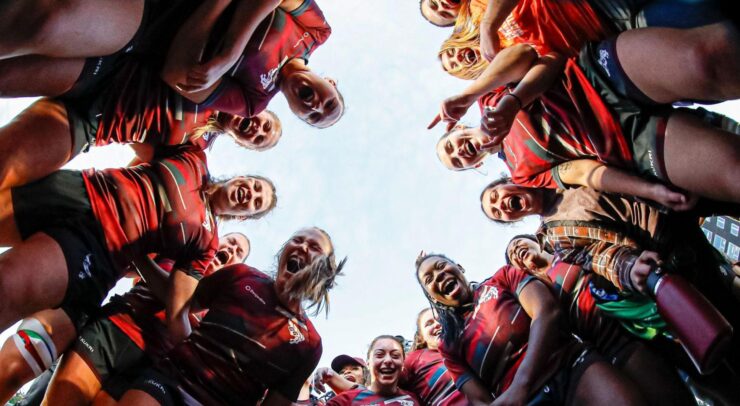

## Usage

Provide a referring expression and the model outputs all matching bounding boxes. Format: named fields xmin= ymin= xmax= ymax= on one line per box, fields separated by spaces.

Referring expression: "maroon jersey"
xmin=94 ymin=62 xmax=216 ymax=150
xmin=480 ymin=60 xmax=632 ymax=189
xmin=402 ymin=349 xmax=467 ymax=406
xmin=160 ymin=264 xmax=322 ymax=404
xmin=206 ymin=0 xmax=331 ymax=117
xmin=327 ymin=388 xmax=420 ymax=406
xmin=82 ymin=148 xmax=218 ymax=278
xmin=439 ymin=266 xmax=574 ymax=396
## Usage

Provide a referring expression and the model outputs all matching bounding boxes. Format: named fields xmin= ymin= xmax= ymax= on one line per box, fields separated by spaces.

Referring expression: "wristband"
xmin=505 ymin=92 xmax=523 ymax=110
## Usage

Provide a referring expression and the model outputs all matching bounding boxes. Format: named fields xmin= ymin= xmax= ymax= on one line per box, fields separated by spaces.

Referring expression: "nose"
xmin=433 ymin=269 xmax=445 ymax=283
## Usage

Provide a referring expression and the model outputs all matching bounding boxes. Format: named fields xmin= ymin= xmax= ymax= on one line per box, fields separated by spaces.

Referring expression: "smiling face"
xmin=417 ymin=256 xmax=471 ymax=307
xmin=421 ymin=0 xmax=461 ymax=27
xmin=437 ymin=127 xmax=497 ymax=171
xmin=274 ymin=228 xmax=334 ymax=300
xmin=369 ymin=338 xmax=404 ymax=389
xmin=481 ymin=183 xmax=543 ymax=222
xmin=340 ymin=364 xmax=366 ymax=385
xmin=418 ymin=308 xmax=442 ymax=350
xmin=440 ymin=46 xmax=480 ymax=74
xmin=210 ymin=232 xmax=250 ymax=271
xmin=506 ymin=237 xmax=542 ymax=271
xmin=210 ymin=176 xmax=274 ymax=219
xmin=281 ymin=70 xmax=343 ymax=128
xmin=219 ymin=111 xmax=281 ymax=151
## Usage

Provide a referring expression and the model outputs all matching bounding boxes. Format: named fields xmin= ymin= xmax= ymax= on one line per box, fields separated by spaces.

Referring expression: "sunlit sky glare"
xmin=1 ymin=0 xmax=739 ymax=377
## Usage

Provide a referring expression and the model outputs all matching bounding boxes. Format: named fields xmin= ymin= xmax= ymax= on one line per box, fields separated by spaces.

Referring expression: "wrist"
xmin=504 ymin=92 xmax=523 ymax=110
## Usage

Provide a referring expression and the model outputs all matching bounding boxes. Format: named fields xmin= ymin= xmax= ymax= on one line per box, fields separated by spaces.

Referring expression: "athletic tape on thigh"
xmin=11 ymin=318 xmax=57 ymax=376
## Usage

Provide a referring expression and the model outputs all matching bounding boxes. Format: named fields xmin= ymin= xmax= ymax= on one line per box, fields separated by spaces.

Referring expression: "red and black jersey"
xmin=402 ymin=349 xmax=467 ymax=406
xmin=480 ymin=59 xmax=633 ymax=189
xmin=205 ymin=0 xmax=331 ymax=117
xmin=327 ymin=388 xmax=420 ymax=406
xmin=82 ymin=147 xmax=218 ymax=278
xmin=493 ymin=0 xmax=608 ymax=56
xmin=439 ymin=266 xmax=574 ymax=396
xmin=160 ymin=264 xmax=322 ymax=404
xmin=94 ymin=62 xmax=216 ymax=151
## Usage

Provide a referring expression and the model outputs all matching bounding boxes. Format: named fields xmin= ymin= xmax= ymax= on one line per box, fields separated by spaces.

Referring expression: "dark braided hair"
xmin=414 ymin=253 xmax=473 ymax=347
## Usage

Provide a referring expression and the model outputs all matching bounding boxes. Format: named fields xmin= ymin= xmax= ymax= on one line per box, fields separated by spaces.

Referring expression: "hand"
xmin=167 ymin=317 xmax=192 ymax=345
xmin=480 ymin=94 xmax=519 ymax=140
xmin=491 ymin=383 xmax=529 ymax=406
xmin=178 ymin=51 xmax=237 ymax=93
xmin=629 ymin=251 xmax=662 ymax=294
xmin=311 ymin=367 xmax=334 ymax=394
xmin=428 ymin=93 xmax=478 ymax=131
xmin=649 ymin=184 xmax=698 ymax=212
xmin=479 ymin=21 xmax=501 ymax=62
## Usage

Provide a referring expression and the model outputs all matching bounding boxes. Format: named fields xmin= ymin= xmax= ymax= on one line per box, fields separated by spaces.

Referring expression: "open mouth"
xmin=286 ymin=256 xmax=304 ymax=274
xmin=442 ymin=278 xmax=457 ymax=295
xmin=344 ymin=375 xmax=357 ymax=383
xmin=298 ymin=85 xmax=314 ymax=103
xmin=216 ymin=250 xmax=230 ymax=265
xmin=378 ymin=367 xmax=397 ymax=376
xmin=237 ymin=117 xmax=252 ymax=133
xmin=509 ymin=195 xmax=523 ymax=211
xmin=464 ymin=140 xmax=476 ymax=155
xmin=464 ymin=48 xmax=477 ymax=64
xmin=236 ymin=186 xmax=249 ymax=205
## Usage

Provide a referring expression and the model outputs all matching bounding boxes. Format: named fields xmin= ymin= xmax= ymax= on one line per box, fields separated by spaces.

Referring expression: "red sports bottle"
xmin=646 ymin=270 xmax=733 ymax=374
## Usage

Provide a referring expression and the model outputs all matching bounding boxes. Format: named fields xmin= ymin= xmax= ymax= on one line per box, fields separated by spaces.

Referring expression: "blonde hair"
xmin=189 ymin=111 xmax=282 ymax=151
xmin=439 ymin=28 xmax=488 ymax=80
xmin=454 ymin=0 xmax=486 ymax=32
xmin=411 ymin=308 xmax=433 ymax=351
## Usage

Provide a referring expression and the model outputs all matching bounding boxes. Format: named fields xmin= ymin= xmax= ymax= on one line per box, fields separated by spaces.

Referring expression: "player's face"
xmin=369 ymin=338 xmax=404 ymax=387
xmin=421 ymin=0 xmax=461 ymax=26
xmin=282 ymin=70 xmax=343 ymax=128
xmin=440 ymin=46 xmax=480 ymax=74
xmin=418 ymin=309 xmax=442 ymax=350
xmin=417 ymin=256 xmax=471 ymax=307
xmin=275 ymin=228 xmax=334 ymax=291
xmin=212 ymin=177 xmax=274 ymax=218
xmin=222 ymin=111 xmax=281 ymax=151
xmin=211 ymin=233 xmax=250 ymax=271
xmin=436 ymin=127 xmax=491 ymax=170
xmin=340 ymin=364 xmax=366 ymax=385
xmin=481 ymin=184 xmax=543 ymax=222
xmin=506 ymin=238 xmax=543 ymax=271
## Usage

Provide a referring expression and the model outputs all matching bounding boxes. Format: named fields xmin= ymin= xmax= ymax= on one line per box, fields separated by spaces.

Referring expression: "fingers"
xmin=427 ymin=114 xmax=442 ymax=130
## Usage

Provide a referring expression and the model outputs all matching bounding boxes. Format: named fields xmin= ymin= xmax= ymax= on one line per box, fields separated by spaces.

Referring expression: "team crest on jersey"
xmin=472 ymin=286 xmax=499 ymax=319
xmin=78 ymin=254 xmax=93 ymax=280
xmin=287 ymin=319 xmax=305 ymax=344
xmin=261 ymin=56 xmax=290 ymax=91
xmin=366 ymin=397 xmax=415 ymax=406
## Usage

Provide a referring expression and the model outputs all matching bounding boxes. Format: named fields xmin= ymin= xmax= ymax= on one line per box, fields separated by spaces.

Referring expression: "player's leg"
xmin=0 ymin=56 xmax=84 ymax=97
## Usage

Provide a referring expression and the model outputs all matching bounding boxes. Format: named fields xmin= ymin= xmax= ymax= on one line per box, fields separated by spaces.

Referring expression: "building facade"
xmin=701 ymin=216 xmax=740 ymax=262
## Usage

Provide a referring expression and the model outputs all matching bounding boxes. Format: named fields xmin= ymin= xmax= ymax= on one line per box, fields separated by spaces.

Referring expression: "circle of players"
xmin=0 ymin=0 xmax=738 ymax=405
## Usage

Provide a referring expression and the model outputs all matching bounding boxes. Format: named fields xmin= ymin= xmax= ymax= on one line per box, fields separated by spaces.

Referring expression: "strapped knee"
xmin=12 ymin=318 xmax=57 ymax=376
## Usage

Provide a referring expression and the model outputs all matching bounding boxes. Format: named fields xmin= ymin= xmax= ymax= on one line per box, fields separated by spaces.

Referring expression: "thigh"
xmin=0 ymin=56 xmax=84 ymax=97
xmin=0 ymin=98 xmax=74 ymax=191
xmin=92 ymin=390 xmax=118 ymax=406
xmin=44 ymin=351 xmax=103 ymax=406
xmin=620 ymin=344 xmax=693 ymax=405
xmin=0 ymin=233 xmax=69 ymax=331
xmin=571 ymin=360 xmax=646 ymax=405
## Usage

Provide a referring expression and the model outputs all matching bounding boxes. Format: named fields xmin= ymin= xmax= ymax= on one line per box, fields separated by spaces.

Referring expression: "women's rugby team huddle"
xmin=0 ymin=0 xmax=738 ymax=404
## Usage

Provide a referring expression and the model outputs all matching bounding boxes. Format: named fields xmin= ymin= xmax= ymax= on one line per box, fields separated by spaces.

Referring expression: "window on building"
xmin=717 ymin=217 xmax=726 ymax=229
xmin=704 ymin=229 xmax=713 ymax=241
xmin=728 ymin=243 xmax=740 ymax=262
xmin=731 ymin=223 xmax=739 ymax=237
xmin=714 ymin=235 xmax=727 ymax=252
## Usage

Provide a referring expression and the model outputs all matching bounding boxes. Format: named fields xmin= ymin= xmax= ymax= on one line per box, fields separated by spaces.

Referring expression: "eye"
xmin=263 ymin=121 xmax=272 ymax=132
xmin=293 ymin=237 xmax=303 ymax=243
xmin=445 ymin=141 xmax=453 ymax=154
xmin=254 ymin=198 xmax=263 ymax=210
xmin=491 ymin=190 xmax=498 ymax=203
xmin=435 ymin=261 xmax=444 ymax=270
xmin=253 ymin=135 xmax=265 ymax=146
xmin=308 ymin=112 xmax=321 ymax=124
xmin=254 ymin=182 xmax=262 ymax=192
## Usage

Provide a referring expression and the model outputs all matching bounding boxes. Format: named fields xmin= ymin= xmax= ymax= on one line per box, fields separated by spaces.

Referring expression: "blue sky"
xmin=1 ymin=0 xmax=739 ymax=380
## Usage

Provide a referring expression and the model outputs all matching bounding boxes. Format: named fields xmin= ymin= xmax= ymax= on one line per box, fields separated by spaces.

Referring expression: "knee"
xmin=0 ymin=352 xmax=34 ymax=393
xmin=684 ymin=42 xmax=721 ymax=92
xmin=3 ymin=0 xmax=67 ymax=49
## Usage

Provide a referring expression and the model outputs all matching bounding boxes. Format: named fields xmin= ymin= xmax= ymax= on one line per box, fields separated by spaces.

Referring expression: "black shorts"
xmin=73 ymin=310 xmax=151 ymax=400
xmin=62 ymin=0 xmax=201 ymax=100
xmin=577 ymin=41 xmax=672 ymax=182
xmin=11 ymin=171 xmax=116 ymax=330
xmin=128 ymin=369 xmax=183 ymax=406
xmin=527 ymin=348 xmax=603 ymax=405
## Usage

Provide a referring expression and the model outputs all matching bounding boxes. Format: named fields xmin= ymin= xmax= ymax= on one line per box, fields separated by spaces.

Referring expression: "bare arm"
xmin=493 ymin=280 xmax=560 ymax=405
xmin=479 ymin=0 xmax=520 ymax=60
xmin=166 ymin=270 xmax=198 ymax=343
xmin=459 ymin=378 xmax=495 ymax=406
xmin=261 ymin=390 xmax=295 ymax=406
xmin=555 ymin=159 xmax=695 ymax=211
xmin=131 ymin=256 xmax=171 ymax=302
xmin=129 ymin=143 xmax=154 ymax=165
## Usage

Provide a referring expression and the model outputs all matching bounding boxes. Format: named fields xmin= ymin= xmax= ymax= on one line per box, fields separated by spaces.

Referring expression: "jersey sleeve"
xmin=289 ymin=0 xmax=332 ymax=47
xmin=440 ymin=345 xmax=475 ymax=390
xmin=272 ymin=340 xmax=323 ymax=401
xmin=193 ymin=265 xmax=239 ymax=309
xmin=401 ymin=350 xmax=420 ymax=386
xmin=326 ymin=392 xmax=352 ymax=406
xmin=499 ymin=266 xmax=537 ymax=297
xmin=202 ymin=77 xmax=251 ymax=117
